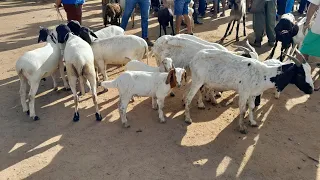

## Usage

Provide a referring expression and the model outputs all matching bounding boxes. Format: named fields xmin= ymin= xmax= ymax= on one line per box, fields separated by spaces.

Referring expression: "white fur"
xmin=62 ymin=33 xmax=102 ymax=121
xmin=184 ymin=49 xmax=314 ymax=133
xmin=15 ymin=29 xmax=69 ymax=120
xmin=101 ymin=68 xmax=186 ymax=127
xmin=94 ymin=25 xmax=125 ymax=39
xmin=125 ymin=57 xmax=173 ymax=72
xmin=91 ymin=35 xmax=149 ymax=81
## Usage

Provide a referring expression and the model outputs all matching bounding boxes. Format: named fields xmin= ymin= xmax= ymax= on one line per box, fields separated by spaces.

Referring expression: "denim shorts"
xmin=174 ymin=0 xmax=190 ymax=15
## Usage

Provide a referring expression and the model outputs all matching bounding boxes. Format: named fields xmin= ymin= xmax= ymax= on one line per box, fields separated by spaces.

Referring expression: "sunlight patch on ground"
xmin=258 ymin=104 xmax=274 ymax=129
xmin=0 ymin=78 xmax=19 ymax=87
xmin=0 ymin=144 xmax=63 ymax=179
xmin=8 ymin=142 xmax=26 ymax=153
xmin=216 ymin=156 xmax=232 ymax=177
xmin=41 ymin=94 xmax=73 ymax=108
xmin=180 ymin=108 xmax=234 ymax=146
xmin=193 ymin=158 xmax=208 ymax=166
xmin=285 ymin=95 xmax=309 ymax=111
xmin=236 ymin=134 xmax=260 ymax=177
xmin=28 ymin=135 xmax=62 ymax=153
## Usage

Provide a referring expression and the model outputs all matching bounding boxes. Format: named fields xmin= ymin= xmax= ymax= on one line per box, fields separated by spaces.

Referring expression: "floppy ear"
xmin=90 ymin=30 xmax=98 ymax=38
xmin=291 ymin=24 xmax=299 ymax=37
xmin=165 ymin=69 xmax=177 ymax=88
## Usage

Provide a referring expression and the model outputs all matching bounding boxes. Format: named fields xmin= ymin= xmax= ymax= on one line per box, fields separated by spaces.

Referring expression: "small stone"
xmin=288 ymin=138 xmax=293 ymax=141
xmin=297 ymin=166 xmax=301 ymax=169
xmin=136 ymin=129 xmax=142 ymax=133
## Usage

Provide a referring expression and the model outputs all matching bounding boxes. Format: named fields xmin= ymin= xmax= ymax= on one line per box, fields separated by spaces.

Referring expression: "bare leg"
xmin=176 ymin=15 xmax=183 ymax=34
xmin=183 ymin=14 xmax=192 ymax=34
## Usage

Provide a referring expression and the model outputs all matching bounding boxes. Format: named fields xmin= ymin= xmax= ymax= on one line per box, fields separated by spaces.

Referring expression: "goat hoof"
xmin=185 ymin=120 xmax=192 ymax=125
xmin=95 ymin=113 xmax=102 ymax=121
xmin=73 ymin=112 xmax=80 ymax=122
xmin=160 ymin=119 xmax=166 ymax=124
xmin=26 ymin=110 xmax=30 ymax=115
xmin=239 ymin=126 xmax=248 ymax=134
xmin=122 ymin=122 xmax=130 ymax=128
xmin=33 ymin=116 xmax=40 ymax=121
xmin=63 ymin=87 xmax=71 ymax=91
xmin=170 ymin=92 xmax=175 ymax=97
xmin=53 ymin=87 xmax=58 ymax=91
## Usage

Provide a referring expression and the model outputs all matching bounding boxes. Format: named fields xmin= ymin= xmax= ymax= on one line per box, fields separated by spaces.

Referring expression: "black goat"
xmin=267 ymin=15 xmax=299 ymax=62
xmin=157 ymin=7 xmax=175 ymax=37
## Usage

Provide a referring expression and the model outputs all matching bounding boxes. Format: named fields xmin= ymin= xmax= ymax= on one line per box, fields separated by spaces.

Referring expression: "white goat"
xmin=125 ymin=57 xmax=173 ymax=72
xmin=94 ymin=25 xmax=125 ymax=39
xmin=175 ymin=34 xmax=229 ymax=51
xmin=15 ymin=27 xmax=69 ymax=120
xmin=185 ymin=48 xmax=314 ymax=134
xmin=56 ymin=24 xmax=102 ymax=122
xmin=101 ymin=68 xmax=186 ymax=127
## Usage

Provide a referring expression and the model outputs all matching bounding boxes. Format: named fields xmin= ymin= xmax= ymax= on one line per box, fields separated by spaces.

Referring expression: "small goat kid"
xmin=157 ymin=7 xmax=175 ymax=36
xmin=185 ymin=49 xmax=313 ymax=134
xmin=220 ymin=0 xmax=246 ymax=42
xmin=102 ymin=3 xmax=123 ymax=26
xmin=101 ymin=68 xmax=186 ymax=128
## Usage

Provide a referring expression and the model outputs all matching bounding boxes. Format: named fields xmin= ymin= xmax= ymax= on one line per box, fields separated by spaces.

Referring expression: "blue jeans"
xmin=298 ymin=0 xmax=310 ymax=13
xmin=120 ymin=0 xmax=150 ymax=38
xmin=198 ymin=0 xmax=206 ymax=16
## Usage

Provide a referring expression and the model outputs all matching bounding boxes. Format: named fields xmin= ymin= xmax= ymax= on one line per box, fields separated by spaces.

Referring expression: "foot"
xmin=197 ymin=102 xmax=206 ymax=109
xmin=194 ymin=21 xmax=203 ymax=25
xmin=250 ymin=120 xmax=258 ymax=127
xmin=185 ymin=117 xmax=192 ymax=124
xmin=33 ymin=116 xmax=40 ymax=121
xmin=249 ymin=40 xmax=261 ymax=48
xmin=144 ymin=38 xmax=154 ymax=47
xmin=239 ymin=125 xmax=248 ymax=134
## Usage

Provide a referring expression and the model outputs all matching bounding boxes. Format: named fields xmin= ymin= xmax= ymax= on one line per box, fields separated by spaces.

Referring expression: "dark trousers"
xmin=298 ymin=0 xmax=310 ymax=13
xmin=63 ymin=4 xmax=83 ymax=24
xmin=198 ymin=0 xmax=206 ymax=16
xmin=277 ymin=0 xmax=286 ymax=16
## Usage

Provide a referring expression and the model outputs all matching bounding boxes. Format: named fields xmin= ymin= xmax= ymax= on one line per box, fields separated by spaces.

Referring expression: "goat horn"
xmin=294 ymin=48 xmax=307 ymax=64
xmin=284 ymin=53 xmax=302 ymax=67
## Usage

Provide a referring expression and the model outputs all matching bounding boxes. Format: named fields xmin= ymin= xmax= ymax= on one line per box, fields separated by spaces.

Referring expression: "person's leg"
xmin=251 ymin=7 xmax=266 ymax=47
xmin=198 ymin=0 xmax=206 ymax=16
xmin=174 ymin=0 xmax=184 ymax=34
xmin=298 ymin=0 xmax=307 ymax=14
xmin=183 ymin=0 xmax=193 ymax=34
xmin=138 ymin=0 xmax=151 ymax=39
xmin=265 ymin=0 xmax=276 ymax=44
xmin=193 ymin=3 xmax=203 ymax=24
xmin=221 ymin=0 xmax=226 ymax=17
xmin=285 ymin=0 xmax=294 ymax=14
xmin=120 ymin=0 xmax=137 ymax=30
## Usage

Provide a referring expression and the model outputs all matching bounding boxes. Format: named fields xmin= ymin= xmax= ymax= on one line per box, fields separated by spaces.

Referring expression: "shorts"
xmin=63 ymin=4 xmax=83 ymax=24
xmin=300 ymin=30 xmax=320 ymax=57
xmin=174 ymin=0 xmax=190 ymax=15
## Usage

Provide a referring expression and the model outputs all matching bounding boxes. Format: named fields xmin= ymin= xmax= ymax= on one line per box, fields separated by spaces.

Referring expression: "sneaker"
xmin=249 ymin=40 xmax=261 ymax=48
xmin=145 ymin=38 xmax=154 ymax=47
xmin=268 ymin=41 xmax=275 ymax=47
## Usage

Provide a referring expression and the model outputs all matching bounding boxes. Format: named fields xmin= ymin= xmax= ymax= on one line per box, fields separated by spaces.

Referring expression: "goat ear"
xmin=165 ymin=69 xmax=177 ymax=88
xmin=291 ymin=24 xmax=299 ymax=37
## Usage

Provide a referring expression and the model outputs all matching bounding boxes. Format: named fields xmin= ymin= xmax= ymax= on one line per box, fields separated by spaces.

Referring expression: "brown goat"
xmin=102 ymin=2 xmax=123 ymax=26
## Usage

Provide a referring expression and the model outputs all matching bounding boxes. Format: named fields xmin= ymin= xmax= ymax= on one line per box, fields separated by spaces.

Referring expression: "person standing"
xmin=120 ymin=0 xmax=154 ymax=46
xmin=298 ymin=0 xmax=310 ymax=14
xmin=250 ymin=0 xmax=277 ymax=47
xmin=296 ymin=0 xmax=320 ymax=90
xmin=55 ymin=0 xmax=84 ymax=24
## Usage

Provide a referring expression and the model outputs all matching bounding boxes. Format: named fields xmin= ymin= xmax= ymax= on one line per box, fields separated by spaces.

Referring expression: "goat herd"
xmin=15 ymin=14 xmax=314 ymax=134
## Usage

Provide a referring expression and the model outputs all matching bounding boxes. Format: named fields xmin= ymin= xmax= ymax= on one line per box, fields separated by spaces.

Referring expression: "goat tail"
xmin=101 ymin=79 xmax=117 ymax=89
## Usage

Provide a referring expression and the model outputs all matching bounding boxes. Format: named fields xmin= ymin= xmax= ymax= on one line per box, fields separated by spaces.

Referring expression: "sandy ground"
xmin=0 ymin=0 xmax=320 ymax=179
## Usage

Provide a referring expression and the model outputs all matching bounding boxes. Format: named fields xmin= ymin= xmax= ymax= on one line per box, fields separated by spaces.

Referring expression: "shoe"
xmin=268 ymin=41 xmax=275 ymax=47
xmin=249 ymin=41 xmax=261 ymax=48
xmin=195 ymin=21 xmax=203 ymax=24
xmin=144 ymin=38 xmax=154 ymax=47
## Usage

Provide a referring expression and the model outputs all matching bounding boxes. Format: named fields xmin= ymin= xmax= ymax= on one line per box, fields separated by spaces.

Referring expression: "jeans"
xmin=285 ymin=0 xmax=294 ymax=14
xmin=120 ymin=0 xmax=150 ymax=38
xmin=298 ymin=0 xmax=310 ymax=13
xmin=198 ymin=0 xmax=206 ymax=16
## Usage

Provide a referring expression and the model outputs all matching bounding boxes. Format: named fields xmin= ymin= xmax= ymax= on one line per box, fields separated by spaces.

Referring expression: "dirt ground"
xmin=0 ymin=0 xmax=320 ymax=179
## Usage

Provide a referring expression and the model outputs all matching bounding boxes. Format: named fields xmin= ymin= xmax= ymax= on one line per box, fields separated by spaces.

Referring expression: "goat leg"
xmin=242 ymin=16 xmax=246 ymax=36
xmin=163 ymin=25 xmax=167 ymax=35
xmin=221 ymin=21 xmax=232 ymax=42
xmin=236 ymin=20 xmax=240 ymax=41
xmin=159 ymin=25 xmax=162 ymax=37
xmin=170 ymin=19 xmax=175 ymax=35
xmin=228 ymin=20 xmax=236 ymax=36
xmin=266 ymin=41 xmax=278 ymax=60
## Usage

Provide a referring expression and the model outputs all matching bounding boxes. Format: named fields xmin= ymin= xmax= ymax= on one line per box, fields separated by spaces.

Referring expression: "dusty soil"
xmin=0 ymin=0 xmax=319 ymax=179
